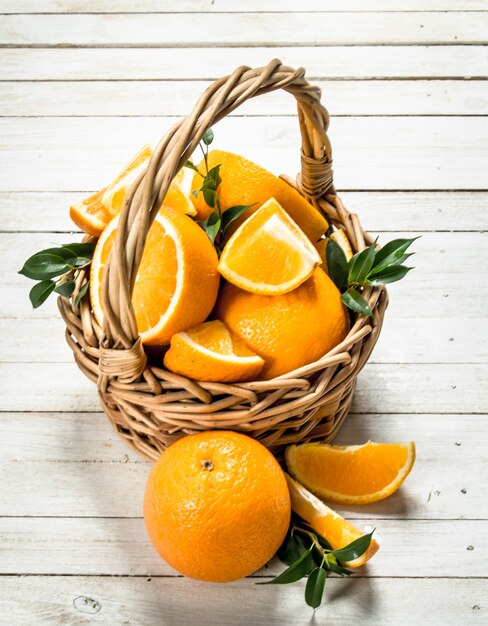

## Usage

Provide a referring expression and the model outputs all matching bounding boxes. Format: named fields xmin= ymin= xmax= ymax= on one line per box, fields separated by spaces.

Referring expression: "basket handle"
xmin=98 ymin=59 xmax=334 ymax=388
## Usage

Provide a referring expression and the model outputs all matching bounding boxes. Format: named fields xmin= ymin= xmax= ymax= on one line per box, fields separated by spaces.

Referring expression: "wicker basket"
xmin=59 ymin=59 xmax=387 ymax=462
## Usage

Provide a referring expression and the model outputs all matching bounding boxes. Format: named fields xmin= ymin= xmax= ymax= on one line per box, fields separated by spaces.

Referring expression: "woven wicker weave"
xmin=59 ymin=59 xmax=387 ymax=462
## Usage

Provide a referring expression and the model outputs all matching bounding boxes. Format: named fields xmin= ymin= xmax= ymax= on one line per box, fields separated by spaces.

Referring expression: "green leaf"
xmin=184 ymin=160 xmax=199 ymax=172
xmin=19 ymin=252 xmax=70 ymax=280
xmin=29 ymin=280 xmax=56 ymax=308
xmin=372 ymin=237 xmax=418 ymax=274
xmin=341 ymin=288 xmax=372 ymax=317
xmin=367 ymin=264 xmax=413 ymax=286
xmin=74 ymin=281 xmax=90 ymax=307
xmin=279 ymin=533 xmax=310 ymax=567
xmin=257 ymin=546 xmax=314 ymax=585
xmin=305 ymin=567 xmax=327 ymax=609
xmin=204 ymin=164 xmax=222 ymax=189
xmin=199 ymin=212 xmax=221 ymax=245
xmin=54 ymin=280 xmax=76 ymax=297
xmin=221 ymin=204 xmax=256 ymax=233
xmin=348 ymin=244 xmax=376 ymax=285
xmin=202 ymin=128 xmax=214 ymax=146
xmin=191 ymin=189 xmax=199 ymax=198
xmin=202 ymin=187 xmax=217 ymax=208
xmin=325 ymin=238 xmax=349 ymax=292
xmin=60 ymin=242 xmax=95 ymax=258
xmin=332 ymin=530 xmax=374 ymax=563
xmin=324 ymin=554 xmax=352 ymax=576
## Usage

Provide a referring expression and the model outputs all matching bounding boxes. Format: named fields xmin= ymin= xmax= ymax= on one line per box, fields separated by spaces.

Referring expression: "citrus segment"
xmin=218 ymin=198 xmax=321 ymax=295
xmin=191 ymin=150 xmax=328 ymax=243
xmin=90 ymin=206 xmax=219 ymax=345
xmin=70 ymin=146 xmax=194 ymax=236
xmin=216 ymin=268 xmax=349 ymax=379
xmin=285 ymin=474 xmax=379 ymax=568
xmin=144 ymin=431 xmax=291 ymax=582
xmin=286 ymin=441 xmax=416 ymax=505
xmin=163 ymin=320 xmax=264 ymax=382
xmin=331 ymin=228 xmax=353 ymax=261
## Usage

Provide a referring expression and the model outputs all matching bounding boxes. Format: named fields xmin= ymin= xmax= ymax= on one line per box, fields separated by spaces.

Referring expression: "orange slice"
xmin=70 ymin=147 xmax=195 ymax=236
xmin=90 ymin=206 xmax=220 ymax=345
xmin=163 ymin=320 xmax=265 ymax=382
xmin=218 ymin=198 xmax=321 ymax=295
xmin=191 ymin=150 xmax=328 ymax=243
xmin=331 ymin=228 xmax=353 ymax=261
xmin=285 ymin=474 xmax=379 ymax=568
xmin=286 ymin=441 xmax=416 ymax=505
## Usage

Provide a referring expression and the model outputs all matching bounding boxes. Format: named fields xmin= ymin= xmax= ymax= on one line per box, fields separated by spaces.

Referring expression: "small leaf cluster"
xmin=185 ymin=128 xmax=254 ymax=253
xmin=258 ymin=519 xmax=374 ymax=610
xmin=19 ymin=242 xmax=94 ymax=308
xmin=326 ymin=236 xmax=418 ymax=316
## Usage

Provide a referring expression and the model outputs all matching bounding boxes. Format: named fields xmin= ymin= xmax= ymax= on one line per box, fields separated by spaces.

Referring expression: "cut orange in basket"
xmin=218 ymin=198 xmax=322 ymax=295
xmin=164 ymin=320 xmax=264 ymax=382
xmin=286 ymin=441 xmax=416 ymax=505
xmin=70 ymin=147 xmax=195 ymax=236
xmin=70 ymin=145 xmax=152 ymax=237
xmin=191 ymin=150 xmax=328 ymax=243
xmin=90 ymin=206 xmax=220 ymax=345
xmin=331 ymin=228 xmax=353 ymax=261
xmin=285 ymin=474 xmax=379 ymax=568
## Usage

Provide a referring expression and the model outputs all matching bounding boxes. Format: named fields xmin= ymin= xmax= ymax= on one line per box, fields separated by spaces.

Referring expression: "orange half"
xmin=90 ymin=206 xmax=220 ymax=345
xmin=286 ymin=441 xmax=416 ymax=505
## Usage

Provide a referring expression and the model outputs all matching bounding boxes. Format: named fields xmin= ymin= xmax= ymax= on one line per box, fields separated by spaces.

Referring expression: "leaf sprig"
xmin=185 ymin=128 xmax=255 ymax=254
xmin=258 ymin=519 xmax=374 ymax=609
xmin=326 ymin=236 xmax=418 ymax=316
xmin=19 ymin=242 xmax=95 ymax=308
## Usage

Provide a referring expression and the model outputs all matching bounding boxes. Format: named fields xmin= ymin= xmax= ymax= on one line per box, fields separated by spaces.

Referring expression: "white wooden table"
xmin=1 ymin=1 xmax=487 ymax=624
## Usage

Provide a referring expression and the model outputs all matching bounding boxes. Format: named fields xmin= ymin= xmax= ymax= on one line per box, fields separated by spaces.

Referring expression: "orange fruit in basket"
xmin=190 ymin=150 xmax=328 ymax=243
xmin=163 ymin=320 xmax=264 ymax=382
xmin=216 ymin=267 xmax=349 ymax=379
xmin=218 ymin=198 xmax=321 ymax=295
xmin=286 ymin=474 xmax=379 ymax=568
xmin=90 ymin=206 xmax=219 ymax=345
xmin=286 ymin=441 xmax=416 ymax=505
xmin=144 ymin=431 xmax=291 ymax=582
xmin=70 ymin=146 xmax=195 ymax=237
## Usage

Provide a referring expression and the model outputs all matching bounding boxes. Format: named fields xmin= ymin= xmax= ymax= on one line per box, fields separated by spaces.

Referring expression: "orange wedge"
xmin=70 ymin=147 xmax=195 ymax=236
xmin=90 ymin=206 xmax=220 ymax=345
xmin=331 ymin=228 xmax=353 ymax=261
xmin=218 ymin=198 xmax=321 ymax=295
xmin=285 ymin=474 xmax=379 ymax=568
xmin=286 ymin=441 xmax=416 ymax=505
xmin=164 ymin=320 xmax=265 ymax=382
xmin=191 ymin=150 xmax=328 ymax=243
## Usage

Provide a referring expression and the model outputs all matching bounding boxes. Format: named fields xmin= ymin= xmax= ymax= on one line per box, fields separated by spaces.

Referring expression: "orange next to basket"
xmin=58 ymin=60 xmax=387 ymax=460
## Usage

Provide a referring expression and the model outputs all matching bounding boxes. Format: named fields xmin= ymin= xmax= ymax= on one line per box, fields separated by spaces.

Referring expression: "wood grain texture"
xmin=0 ymin=517 xmax=486 ymax=577
xmin=0 ymin=413 xmax=485 ymax=520
xmin=1 ymin=116 xmax=487 ymax=191
xmin=4 ymin=0 xmax=488 ymax=13
xmin=2 ymin=46 xmax=486 ymax=80
xmin=2 ymin=79 xmax=486 ymax=116
xmin=0 ymin=576 xmax=486 ymax=626
xmin=2 ymin=12 xmax=486 ymax=46
xmin=2 ymin=191 xmax=486 ymax=232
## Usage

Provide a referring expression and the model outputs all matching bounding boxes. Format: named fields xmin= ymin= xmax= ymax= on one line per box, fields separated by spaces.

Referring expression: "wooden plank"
xmin=0 ymin=517 xmax=485 ymax=577
xmin=2 ymin=46 xmax=486 ymax=80
xmin=1 ymin=13 xmax=486 ymax=47
xmin=0 ymin=412 xmax=484 ymax=519
xmin=2 ymin=191 xmax=486 ymax=233
xmin=0 ymin=576 xmax=485 ymax=626
xmin=2 ymin=80 xmax=487 ymax=116
xmin=4 ymin=1 xmax=487 ymax=14
xmin=2 ymin=316 xmax=487 ymax=365
xmin=1 ymin=116 xmax=487 ymax=191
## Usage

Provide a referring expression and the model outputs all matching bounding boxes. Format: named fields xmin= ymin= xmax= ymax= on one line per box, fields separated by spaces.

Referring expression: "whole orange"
xmin=143 ymin=431 xmax=291 ymax=582
xmin=216 ymin=267 xmax=350 ymax=379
